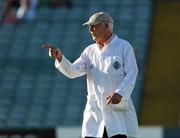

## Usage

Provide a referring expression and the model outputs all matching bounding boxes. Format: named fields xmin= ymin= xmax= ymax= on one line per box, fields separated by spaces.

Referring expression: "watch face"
xmin=113 ymin=61 xmax=121 ymax=70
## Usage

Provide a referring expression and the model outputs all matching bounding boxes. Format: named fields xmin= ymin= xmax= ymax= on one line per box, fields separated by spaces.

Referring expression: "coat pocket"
xmin=112 ymin=99 xmax=129 ymax=112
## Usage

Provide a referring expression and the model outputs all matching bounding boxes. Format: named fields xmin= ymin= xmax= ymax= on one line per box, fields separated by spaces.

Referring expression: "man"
xmin=43 ymin=12 xmax=139 ymax=138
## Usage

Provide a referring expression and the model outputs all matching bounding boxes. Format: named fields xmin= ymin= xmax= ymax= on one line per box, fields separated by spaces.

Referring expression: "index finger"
xmin=42 ymin=44 xmax=55 ymax=49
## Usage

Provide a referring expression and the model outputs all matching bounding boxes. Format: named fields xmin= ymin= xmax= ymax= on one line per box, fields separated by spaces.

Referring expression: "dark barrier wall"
xmin=0 ymin=128 xmax=56 ymax=138
xmin=164 ymin=128 xmax=180 ymax=138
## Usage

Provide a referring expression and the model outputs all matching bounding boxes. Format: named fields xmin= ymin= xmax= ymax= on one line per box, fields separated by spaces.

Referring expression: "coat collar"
xmin=96 ymin=34 xmax=117 ymax=49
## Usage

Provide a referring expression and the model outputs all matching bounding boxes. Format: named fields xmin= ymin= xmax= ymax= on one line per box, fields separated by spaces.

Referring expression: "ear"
xmin=104 ymin=23 xmax=109 ymax=28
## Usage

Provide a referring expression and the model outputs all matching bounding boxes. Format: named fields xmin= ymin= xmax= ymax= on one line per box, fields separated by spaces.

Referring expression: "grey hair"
xmin=108 ymin=23 xmax=113 ymax=32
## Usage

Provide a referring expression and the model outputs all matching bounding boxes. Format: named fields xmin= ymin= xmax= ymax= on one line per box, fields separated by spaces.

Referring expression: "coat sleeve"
xmin=55 ymin=50 xmax=88 ymax=79
xmin=115 ymin=43 xmax=138 ymax=100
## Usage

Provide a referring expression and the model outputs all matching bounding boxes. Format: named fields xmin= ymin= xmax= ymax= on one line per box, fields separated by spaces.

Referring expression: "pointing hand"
xmin=42 ymin=44 xmax=62 ymax=62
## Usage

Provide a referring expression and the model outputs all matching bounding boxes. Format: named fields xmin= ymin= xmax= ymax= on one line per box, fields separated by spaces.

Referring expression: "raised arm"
xmin=42 ymin=44 xmax=88 ymax=79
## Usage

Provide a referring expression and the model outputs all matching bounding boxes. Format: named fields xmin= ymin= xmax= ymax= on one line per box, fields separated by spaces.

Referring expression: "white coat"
xmin=55 ymin=35 xmax=139 ymax=138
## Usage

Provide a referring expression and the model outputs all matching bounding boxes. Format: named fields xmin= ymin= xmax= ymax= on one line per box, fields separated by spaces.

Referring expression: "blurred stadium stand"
xmin=140 ymin=0 xmax=180 ymax=128
xmin=0 ymin=0 xmax=153 ymax=129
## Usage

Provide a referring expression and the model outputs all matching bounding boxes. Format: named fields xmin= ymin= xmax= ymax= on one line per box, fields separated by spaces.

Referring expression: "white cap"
xmin=83 ymin=12 xmax=113 ymax=26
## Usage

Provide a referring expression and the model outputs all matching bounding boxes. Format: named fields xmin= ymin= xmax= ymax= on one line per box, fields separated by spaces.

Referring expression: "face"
xmin=88 ymin=23 xmax=108 ymax=43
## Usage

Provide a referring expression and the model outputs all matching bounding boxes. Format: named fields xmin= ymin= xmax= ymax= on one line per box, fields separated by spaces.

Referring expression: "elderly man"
xmin=43 ymin=12 xmax=139 ymax=138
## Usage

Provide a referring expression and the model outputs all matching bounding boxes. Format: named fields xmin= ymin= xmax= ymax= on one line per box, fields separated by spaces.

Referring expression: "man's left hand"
xmin=106 ymin=93 xmax=122 ymax=104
